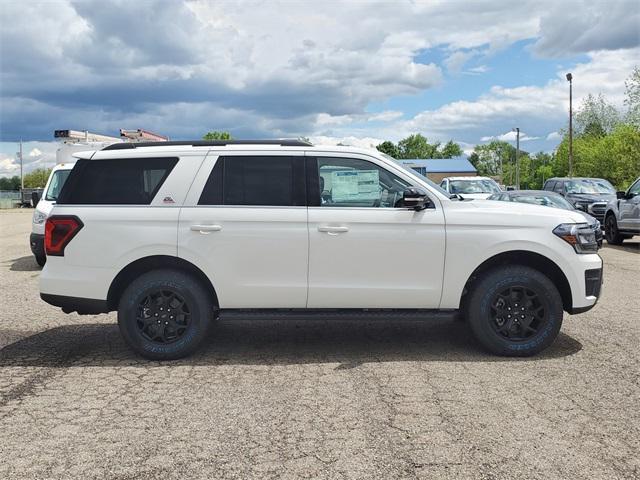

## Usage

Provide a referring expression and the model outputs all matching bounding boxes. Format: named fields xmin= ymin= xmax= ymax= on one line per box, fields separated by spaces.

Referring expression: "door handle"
xmin=190 ymin=224 xmax=222 ymax=234
xmin=318 ymin=225 xmax=349 ymax=235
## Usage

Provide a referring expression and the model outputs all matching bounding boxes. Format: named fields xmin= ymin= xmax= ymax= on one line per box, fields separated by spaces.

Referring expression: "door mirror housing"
xmin=402 ymin=187 xmax=429 ymax=211
xmin=616 ymin=191 xmax=627 ymax=199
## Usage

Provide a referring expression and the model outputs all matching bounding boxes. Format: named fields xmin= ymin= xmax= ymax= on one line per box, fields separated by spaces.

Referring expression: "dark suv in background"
xmin=543 ymin=177 xmax=616 ymax=224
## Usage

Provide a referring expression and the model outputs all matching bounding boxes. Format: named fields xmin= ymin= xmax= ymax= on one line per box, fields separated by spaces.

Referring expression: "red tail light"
xmin=45 ymin=216 xmax=83 ymax=256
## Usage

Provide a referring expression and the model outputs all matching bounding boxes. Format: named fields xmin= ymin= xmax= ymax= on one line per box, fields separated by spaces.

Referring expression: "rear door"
xmin=306 ymin=153 xmax=446 ymax=308
xmin=178 ymin=152 xmax=308 ymax=308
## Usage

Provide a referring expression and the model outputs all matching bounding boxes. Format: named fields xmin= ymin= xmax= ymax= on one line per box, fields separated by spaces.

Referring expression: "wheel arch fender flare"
xmin=459 ymin=250 xmax=573 ymax=313
xmin=107 ymin=255 xmax=219 ymax=311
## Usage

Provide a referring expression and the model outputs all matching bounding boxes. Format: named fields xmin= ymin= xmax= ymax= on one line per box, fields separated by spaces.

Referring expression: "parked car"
xmin=604 ymin=177 xmax=640 ymax=244
xmin=487 ymin=190 xmax=602 ymax=247
xmin=439 ymin=176 xmax=502 ymax=199
xmin=30 ymin=163 xmax=75 ymax=266
xmin=41 ymin=140 xmax=602 ymax=360
xmin=542 ymin=177 xmax=616 ymax=224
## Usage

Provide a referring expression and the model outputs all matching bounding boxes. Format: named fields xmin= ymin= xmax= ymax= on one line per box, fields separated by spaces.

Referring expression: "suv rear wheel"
xmin=466 ymin=266 xmax=563 ymax=356
xmin=118 ymin=269 xmax=215 ymax=360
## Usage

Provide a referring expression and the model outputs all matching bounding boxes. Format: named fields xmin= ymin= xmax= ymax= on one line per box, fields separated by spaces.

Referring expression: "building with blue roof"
xmin=396 ymin=156 xmax=477 ymax=182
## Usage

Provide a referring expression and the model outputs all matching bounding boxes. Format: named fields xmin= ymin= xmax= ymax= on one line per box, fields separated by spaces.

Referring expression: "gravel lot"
xmin=0 ymin=208 xmax=638 ymax=479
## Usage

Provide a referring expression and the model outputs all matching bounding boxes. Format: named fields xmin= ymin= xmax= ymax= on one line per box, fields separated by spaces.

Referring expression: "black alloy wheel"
xmin=490 ymin=286 xmax=546 ymax=341
xmin=137 ymin=290 xmax=191 ymax=344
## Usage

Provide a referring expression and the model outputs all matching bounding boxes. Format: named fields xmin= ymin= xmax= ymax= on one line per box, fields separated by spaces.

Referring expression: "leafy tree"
xmin=469 ymin=141 xmax=515 ymax=178
xmin=0 ymin=175 xmax=20 ymax=191
xmin=440 ymin=140 xmax=463 ymax=158
xmin=23 ymin=168 xmax=51 ymax=188
xmin=624 ymin=66 xmax=640 ymax=127
xmin=376 ymin=135 xmax=462 ymax=159
xmin=575 ymin=94 xmax=620 ymax=137
xmin=376 ymin=141 xmax=400 ymax=158
xmin=202 ymin=131 xmax=232 ymax=141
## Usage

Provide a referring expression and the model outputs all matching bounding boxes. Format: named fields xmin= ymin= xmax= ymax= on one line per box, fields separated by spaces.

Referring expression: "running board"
xmin=218 ymin=309 xmax=458 ymax=321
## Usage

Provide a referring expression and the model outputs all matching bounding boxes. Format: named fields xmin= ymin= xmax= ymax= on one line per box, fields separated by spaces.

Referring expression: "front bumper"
xmin=567 ymin=256 xmax=603 ymax=315
xmin=29 ymin=233 xmax=44 ymax=258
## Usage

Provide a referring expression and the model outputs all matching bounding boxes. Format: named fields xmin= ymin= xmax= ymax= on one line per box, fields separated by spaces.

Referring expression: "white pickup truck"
xmin=40 ymin=140 xmax=602 ymax=359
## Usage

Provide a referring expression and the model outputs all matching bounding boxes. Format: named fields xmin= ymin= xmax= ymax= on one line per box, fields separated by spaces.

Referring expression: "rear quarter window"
xmin=57 ymin=157 xmax=178 ymax=205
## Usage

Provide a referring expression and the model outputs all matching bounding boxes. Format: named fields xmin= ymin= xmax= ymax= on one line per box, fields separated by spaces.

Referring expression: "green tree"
xmin=440 ymin=140 xmax=463 ymax=158
xmin=624 ymin=66 xmax=640 ymax=127
xmin=376 ymin=140 xmax=400 ymax=158
xmin=470 ymin=141 xmax=515 ymax=178
xmin=202 ymin=131 xmax=232 ymax=141
xmin=23 ymin=168 xmax=51 ymax=188
xmin=575 ymin=93 xmax=620 ymax=137
xmin=376 ymin=135 xmax=462 ymax=159
xmin=0 ymin=175 xmax=21 ymax=190
xmin=397 ymin=134 xmax=439 ymax=159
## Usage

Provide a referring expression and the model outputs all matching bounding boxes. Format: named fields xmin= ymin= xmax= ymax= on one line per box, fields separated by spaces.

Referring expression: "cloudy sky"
xmin=1 ymin=0 xmax=638 ymax=176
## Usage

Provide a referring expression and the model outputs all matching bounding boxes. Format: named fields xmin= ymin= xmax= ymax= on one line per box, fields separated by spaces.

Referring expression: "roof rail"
xmin=102 ymin=139 xmax=313 ymax=151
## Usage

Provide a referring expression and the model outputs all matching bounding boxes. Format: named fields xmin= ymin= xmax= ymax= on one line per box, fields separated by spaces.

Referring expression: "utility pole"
xmin=513 ymin=127 xmax=520 ymax=189
xmin=19 ymin=139 xmax=23 ymax=190
xmin=566 ymin=73 xmax=573 ymax=177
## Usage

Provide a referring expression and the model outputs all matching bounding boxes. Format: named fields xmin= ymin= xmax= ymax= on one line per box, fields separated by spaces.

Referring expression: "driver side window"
xmin=317 ymin=157 xmax=411 ymax=208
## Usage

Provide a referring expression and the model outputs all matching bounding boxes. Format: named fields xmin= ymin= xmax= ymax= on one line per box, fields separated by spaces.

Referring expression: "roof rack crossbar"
xmin=102 ymin=139 xmax=313 ymax=150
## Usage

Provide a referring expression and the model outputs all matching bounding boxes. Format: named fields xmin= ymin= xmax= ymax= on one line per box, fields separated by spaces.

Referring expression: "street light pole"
xmin=566 ymin=73 xmax=573 ymax=177
xmin=513 ymin=127 xmax=520 ymax=189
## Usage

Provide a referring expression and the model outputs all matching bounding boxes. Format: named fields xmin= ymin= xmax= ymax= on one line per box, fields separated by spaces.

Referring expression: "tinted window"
xmin=45 ymin=169 xmax=72 ymax=201
xmin=198 ymin=156 xmax=304 ymax=206
xmin=315 ymin=157 xmax=411 ymax=208
xmin=58 ymin=158 xmax=177 ymax=205
xmin=553 ymin=181 xmax=564 ymax=193
xmin=544 ymin=181 xmax=555 ymax=191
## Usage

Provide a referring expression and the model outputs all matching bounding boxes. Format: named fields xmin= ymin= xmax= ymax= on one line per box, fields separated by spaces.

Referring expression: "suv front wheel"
xmin=605 ymin=213 xmax=625 ymax=245
xmin=118 ymin=269 xmax=215 ymax=360
xmin=466 ymin=266 xmax=563 ymax=356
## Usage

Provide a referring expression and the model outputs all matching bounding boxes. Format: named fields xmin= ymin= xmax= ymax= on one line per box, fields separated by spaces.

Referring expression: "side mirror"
xmin=506 ymin=186 xmax=515 ymax=191
xmin=402 ymin=187 xmax=429 ymax=211
xmin=616 ymin=191 xmax=626 ymax=199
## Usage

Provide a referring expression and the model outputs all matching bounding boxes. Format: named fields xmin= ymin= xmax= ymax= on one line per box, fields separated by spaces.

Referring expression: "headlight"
xmin=32 ymin=210 xmax=47 ymax=225
xmin=553 ymin=223 xmax=598 ymax=254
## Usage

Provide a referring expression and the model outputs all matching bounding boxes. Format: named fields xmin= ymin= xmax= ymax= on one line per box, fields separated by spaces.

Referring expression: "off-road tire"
xmin=118 ymin=269 xmax=214 ymax=360
xmin=466 ymin=265 xmax=563 ymax=356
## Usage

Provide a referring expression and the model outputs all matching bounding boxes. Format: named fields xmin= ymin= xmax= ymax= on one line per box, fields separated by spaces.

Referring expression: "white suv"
xmin=40 ymin=140 xmax=602 ymax=359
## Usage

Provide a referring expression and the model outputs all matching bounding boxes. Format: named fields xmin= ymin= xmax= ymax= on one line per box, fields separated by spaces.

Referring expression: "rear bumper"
xmin=29 ymin=233 xmax=44 ymax=257
xmin=40 ymin=293 xmax=109 ymax=315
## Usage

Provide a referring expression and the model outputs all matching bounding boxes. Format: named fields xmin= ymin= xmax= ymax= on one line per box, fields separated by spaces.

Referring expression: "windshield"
xmin=512 ymin=193 xmax=574 ymax=210
xmin=449 ymin=179 xmax=501 ymax=194
xmin=565 ymin=179 xmax=615 ymax=194
xmin=380 ymin=153 xmax=451 ymax=197
xmin=45 ymin=169 xmax=72 ymax=201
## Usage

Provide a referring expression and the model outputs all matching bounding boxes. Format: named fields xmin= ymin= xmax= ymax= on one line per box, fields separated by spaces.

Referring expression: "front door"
xmin=306 ymin=153 xmax=446 ymax=309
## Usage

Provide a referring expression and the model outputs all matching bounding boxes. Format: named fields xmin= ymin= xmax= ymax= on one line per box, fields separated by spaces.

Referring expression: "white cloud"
xmin=0 ymin=156 xmax=19 ymax=175
xmin=481 ymin=131 xmax=540 ymax=142
xmin=546 ymin=131 xmax=562 ymax=141
xmin=28 ymin=148 xmax=42 ymax=157
xmin=400 ymin=48 xmax=639 ymax=141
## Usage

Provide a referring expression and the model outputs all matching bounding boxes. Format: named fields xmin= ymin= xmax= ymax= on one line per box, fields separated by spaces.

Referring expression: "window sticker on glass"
xmin=331 ymin=170 xmax=380 ymax=202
